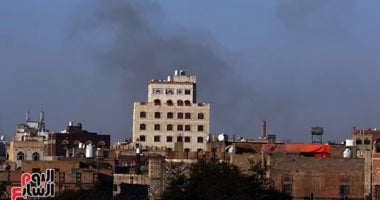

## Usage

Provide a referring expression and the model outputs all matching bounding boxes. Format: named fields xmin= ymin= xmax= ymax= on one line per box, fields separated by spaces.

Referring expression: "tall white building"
xmin=132 ymin=70 xmax=210 ymax=151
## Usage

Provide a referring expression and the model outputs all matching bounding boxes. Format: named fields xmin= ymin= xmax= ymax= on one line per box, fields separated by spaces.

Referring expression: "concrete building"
xmin=7 ymin=112 xmax=48 ymax=167
xmin=132 ymin=70 xmax=210 ymax=151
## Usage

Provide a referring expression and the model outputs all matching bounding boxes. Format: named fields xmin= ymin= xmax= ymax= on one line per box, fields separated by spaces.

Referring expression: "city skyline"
xmin=1 ymin=1 xmax=380 ymax=143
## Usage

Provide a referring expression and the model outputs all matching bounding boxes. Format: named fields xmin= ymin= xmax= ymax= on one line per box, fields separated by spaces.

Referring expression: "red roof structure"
xmin=260 ymin=144 xmax=331 ymax=157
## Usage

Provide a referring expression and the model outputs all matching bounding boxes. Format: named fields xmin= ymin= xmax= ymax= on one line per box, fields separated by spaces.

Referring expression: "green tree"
xmin=161 ymin=159 xmax=291 ymax=200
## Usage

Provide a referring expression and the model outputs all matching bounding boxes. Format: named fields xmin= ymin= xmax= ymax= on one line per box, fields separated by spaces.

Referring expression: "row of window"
xmin=140 ymin=124 xmax=204 ymax=132
xmin=152 ymin=88 xmax=191 ymax=95
xmin=140 ymin=112 xmax=205 ymax=120
xmin=281 ymin=175 xmax=350 ymax=196
xmin=356 ymin=138 xmax=371 ymax=145
xmin=17 ymin=152 xmax=40 ymax=161
xmin=153 ymin=99 xmax=193 ymax=106
xmin=139 ymin=135 xmax=204 ymax=143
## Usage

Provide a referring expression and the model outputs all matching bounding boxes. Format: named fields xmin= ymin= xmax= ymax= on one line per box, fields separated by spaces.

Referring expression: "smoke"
xmin=66 ymin=0 xmax=380 ymax=142
xmin=69 ymin=0 xmax=257 ymax=138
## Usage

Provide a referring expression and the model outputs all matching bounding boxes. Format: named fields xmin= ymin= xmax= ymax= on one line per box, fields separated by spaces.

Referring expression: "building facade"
xmin=47 ymin=122 xmax=110 ymax=157
xmin=132 ymin=70 xmax=210 ymax=151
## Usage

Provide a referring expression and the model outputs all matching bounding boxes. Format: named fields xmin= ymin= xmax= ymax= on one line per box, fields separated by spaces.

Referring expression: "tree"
xmin=161 ymin=159 xmax=291 ymax=200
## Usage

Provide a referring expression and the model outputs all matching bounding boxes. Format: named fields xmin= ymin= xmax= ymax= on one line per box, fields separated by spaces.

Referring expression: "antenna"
xmin=40 ymin=109 xmax=45 ymax=122
xmin=26 ymin=110 xmax=30 ymax=122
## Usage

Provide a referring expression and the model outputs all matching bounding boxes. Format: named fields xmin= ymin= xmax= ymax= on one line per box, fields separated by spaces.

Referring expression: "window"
xmin=177 ymin=100 xmax=183 ymax=106
xmin=17 ymin=152 xmax=25 ymax=160
xmin=177 ymin=113 xmax=184 ymax=119
xmin=282 ymin=176 xmax=292 ymax=195
xmin=154 ymin=99 xmax=161 ymax=105
xmin=167 ymin=100 xmax=173 ymax=105
xmin=198 ymin=125 xmax=204 ymax=132
xmin=356 ymin=139 xmax=362 ymax=145
xmin=198 ymin=113 xmax=204 ymax=119
xmin=185 ymin=113 xmax=191 ymax=119
xmin=167 ymin=136 xmax=173 ymax=142
xmin=140 ymin=124 xmax=146 ymax=130
xmin=339 ymin=185 xmax=350 ymax=196
xmin=185 ymin=125 xmax=191 ymax=131
xmin=185 ymin=89 xmax=191 ymax=95
xmin=155 ymin=112 xmax=161 ymax=119
xmin=154 ymin=124 xmax=161 ymax=131
xmin=185 ymin=100 xmax=191 ymax=106
xmin=166 ymin=88 xmax=174 ymax=95
xmin=140 ymin=112 xmax=146 ymax=118
xmin=197 ymin=137 xmax=203 ymax=143
xmin=32 ymin=152 xmax=40 ymax=161
xmin=98 ymin=141 xmax=106 ymax=148
xmin=364 ymin=138 xmax=371 ymax=145
xmin=167 ymin=112 xmax=173 ymax=119
xmin=153 ymin=88 xmax=163 ymax=94
xmin=177 ymin=125 xmax=183 ymax=131
xmin=154 ymin=136 xmax=161 ymax=142
xmin=177 ymin=136 xmax=183 ymax=142
xmin=185 ymin=136 xmax=191 ymax=143
xmin=139 ymin=135 xmax=146 ymax=142
xmin=339 ymin=176 xmax=350 ymax=196
xmin=177 ymin=89 xmax=183 ymax=95
xmin=167 ymin=124 xmax=173 ymax=131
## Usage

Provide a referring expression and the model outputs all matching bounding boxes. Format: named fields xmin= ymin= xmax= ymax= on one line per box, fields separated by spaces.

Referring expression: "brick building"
xmin=47 ymin=122 xmax=110 ymax=157
xmin=231 ymin=144 xmax=366 ymax=199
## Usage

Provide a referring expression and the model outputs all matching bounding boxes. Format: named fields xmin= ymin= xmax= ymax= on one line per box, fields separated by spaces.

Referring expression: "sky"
xmin=1 ymin=0 xmax=380 ymax=143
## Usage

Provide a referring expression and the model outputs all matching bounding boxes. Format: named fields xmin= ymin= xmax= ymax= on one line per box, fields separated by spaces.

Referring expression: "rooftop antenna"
xmin=40 ymin=108 xmax=45 ymax=123
xmin=26 ymin=110 xmax=30 ymax=122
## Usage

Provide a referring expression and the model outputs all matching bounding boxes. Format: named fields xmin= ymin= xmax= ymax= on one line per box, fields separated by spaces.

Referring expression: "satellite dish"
xmin=218 ymin=134 xmax=225 ymax=142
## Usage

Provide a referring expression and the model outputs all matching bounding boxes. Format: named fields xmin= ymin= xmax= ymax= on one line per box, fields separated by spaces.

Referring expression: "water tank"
xmin=343 ymin=148 xmax=352 ymax=158
xmin=136 ymin=147 xmax=141 ymax=154
xmin=85 ymin=144 xmax=95 ymax=158
xmin=345 ymin=139 xmax=353 ymax=147
xmin=311 ymin=127 xmax=324 ymax=135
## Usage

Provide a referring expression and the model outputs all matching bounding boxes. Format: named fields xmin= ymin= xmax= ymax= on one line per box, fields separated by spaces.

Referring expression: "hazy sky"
xmin=1 ymin=0 xmax=380 ymax=143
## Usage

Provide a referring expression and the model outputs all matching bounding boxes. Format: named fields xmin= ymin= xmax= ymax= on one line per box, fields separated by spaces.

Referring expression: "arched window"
xmin=339 ymin=176 xmax=350 ymax=196
xmin=167 ymin=100 xmax=173 ymax=106
xmin=198 ymin=113 xmax=204 ymax=119
xmin=185 ymin=113 xmax=191 ymax=119
xmin=185 ymin=100 xmax=191 ymax=106
xmin=154 ymin=112 xmax=161 ymax=119
xmin=98 ymin=141 xmax=106 ymax=148
xmin=17 ymin=152 xmax=25 ymax=160
xmin=167 ymin=124 xmax=173 ymax=131
xmin=167 ymin=112 xmax=173 ymax=119
xmin=32 ymin=152 xmax=40 ymax=161
xmin=154 ymin=99 xmax=161 ymax=105
xmin=356 ymin=139 xmax=362 ymax=145
xmin=177 ymin=100 xmax=183 ymax=106
xmin=61 ymin=139 xmax=69 ymax=145
xmin=177 ymin=113 xmax=184 ymax=119
xmin=282 ymin=176 xmax=292 ymax=195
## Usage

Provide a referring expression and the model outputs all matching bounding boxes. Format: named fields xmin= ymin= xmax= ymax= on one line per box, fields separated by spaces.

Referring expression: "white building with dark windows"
xmin=132 ymin=70 xmax=210 ymax=151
